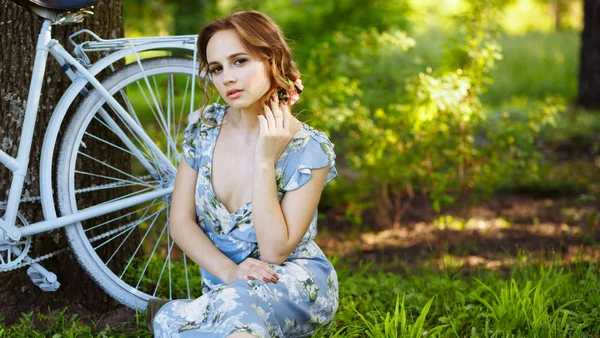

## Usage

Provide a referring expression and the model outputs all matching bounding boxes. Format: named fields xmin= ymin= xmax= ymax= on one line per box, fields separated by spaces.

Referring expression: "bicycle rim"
xmin=57 ymin=57 xmax=206 ymax=310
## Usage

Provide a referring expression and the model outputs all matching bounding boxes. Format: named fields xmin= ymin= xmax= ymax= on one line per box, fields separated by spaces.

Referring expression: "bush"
xmin=300 ymin=0 xmax=562 ymax=227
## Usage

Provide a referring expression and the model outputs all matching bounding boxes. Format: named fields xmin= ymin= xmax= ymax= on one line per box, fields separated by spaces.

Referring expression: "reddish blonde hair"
xmin=196 ymin=10 xmax=300 ymax=116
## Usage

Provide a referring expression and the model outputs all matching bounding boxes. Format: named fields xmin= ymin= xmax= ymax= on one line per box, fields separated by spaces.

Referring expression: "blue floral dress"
xmin=153 ymin=103 xmax=339 ymax=337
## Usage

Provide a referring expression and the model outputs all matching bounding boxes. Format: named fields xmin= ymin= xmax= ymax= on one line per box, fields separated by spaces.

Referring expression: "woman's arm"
xmin=252 ymin=162 xmax=329 ymax=265
xmin=170 ymin=158 xmax=277 ymax=284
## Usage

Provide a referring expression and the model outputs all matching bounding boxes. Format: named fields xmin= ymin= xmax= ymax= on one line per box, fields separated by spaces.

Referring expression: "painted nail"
xmin=271 ymin=277 xmax=278 ymax=283
xmin=263 ymin=278 xmax=270 ymax=283
xmin=274 ymin=274 xmax=280 ymax=279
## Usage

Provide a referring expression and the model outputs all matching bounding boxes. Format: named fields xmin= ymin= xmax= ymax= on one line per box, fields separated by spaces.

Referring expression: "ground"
xmin=317 ymin=193 xmax=599 ymax=273
xmin=4 ymin=193 xmax=599 ymax=334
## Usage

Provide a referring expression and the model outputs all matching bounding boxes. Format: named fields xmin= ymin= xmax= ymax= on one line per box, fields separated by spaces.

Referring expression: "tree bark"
xmin=0 ymin=0 xmax=127 ymax=325
xmin=577 ymin=0 xmax=600 ymax=109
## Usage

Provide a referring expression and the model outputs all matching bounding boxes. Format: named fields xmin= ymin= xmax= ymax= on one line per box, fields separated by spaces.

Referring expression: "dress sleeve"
xmin=282 ymin=131 xmax=338 ymax=192
xmin=180 ymin=119 xmax=202 ymax=170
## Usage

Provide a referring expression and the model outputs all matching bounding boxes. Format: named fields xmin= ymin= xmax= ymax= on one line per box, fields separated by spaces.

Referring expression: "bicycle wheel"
xmin=56 ymin=56 xmax=205 ymax=310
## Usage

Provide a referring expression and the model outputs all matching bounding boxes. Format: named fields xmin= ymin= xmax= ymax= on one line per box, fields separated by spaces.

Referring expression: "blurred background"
xmin=137 ymin=0 xmax=600 ymax=330
xmin=121 ymin=0 xmax=598 ymax=255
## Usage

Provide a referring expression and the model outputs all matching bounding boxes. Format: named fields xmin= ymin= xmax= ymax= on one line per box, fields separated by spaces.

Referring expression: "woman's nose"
xmin=222 ymin=68 xmax=236 ymax=85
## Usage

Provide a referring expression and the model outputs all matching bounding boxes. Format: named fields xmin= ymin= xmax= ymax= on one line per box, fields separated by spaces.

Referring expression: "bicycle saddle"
xmin=15 ymin=0 xmax=102 ymax=10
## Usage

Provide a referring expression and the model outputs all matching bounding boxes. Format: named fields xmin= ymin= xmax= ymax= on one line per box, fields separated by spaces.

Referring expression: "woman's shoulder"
xmin=279 ymin=121 xmax=338 ymax=191
xmin=288 ymin=121 xmax=335 ymax=159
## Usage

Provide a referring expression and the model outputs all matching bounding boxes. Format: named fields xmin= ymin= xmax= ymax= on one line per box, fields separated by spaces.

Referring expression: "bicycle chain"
xmin=10 ymin=174 xmax=154 ymax=204
xmin=0 ymin=248 xmax=69 ymax=272
xmin=1 ymin=174 xmax=157 ymax=272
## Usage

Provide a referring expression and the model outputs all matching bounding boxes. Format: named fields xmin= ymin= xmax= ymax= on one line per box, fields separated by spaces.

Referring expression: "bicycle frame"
xmin=0 ymin=19 xmax=197 ymax=244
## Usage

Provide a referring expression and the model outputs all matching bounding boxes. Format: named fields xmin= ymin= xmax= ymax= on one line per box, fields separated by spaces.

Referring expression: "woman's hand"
xmin=255 ymin=93 xmax=293 ymax=166
xmin=224 ymin=257 xmax=279 ymax=284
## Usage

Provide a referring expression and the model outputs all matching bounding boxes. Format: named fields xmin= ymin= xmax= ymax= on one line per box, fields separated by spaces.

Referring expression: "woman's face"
xmin=206 ymin=29 xmax=271 ymax=112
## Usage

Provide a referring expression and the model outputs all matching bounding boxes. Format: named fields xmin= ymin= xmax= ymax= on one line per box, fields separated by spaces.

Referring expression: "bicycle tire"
xmin=56 ymin=56 xmax=204 ymax=310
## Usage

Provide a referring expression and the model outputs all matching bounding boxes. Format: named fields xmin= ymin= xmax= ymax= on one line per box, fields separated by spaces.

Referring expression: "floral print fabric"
xmin=154 ymin=103 xmax=339 ymax=337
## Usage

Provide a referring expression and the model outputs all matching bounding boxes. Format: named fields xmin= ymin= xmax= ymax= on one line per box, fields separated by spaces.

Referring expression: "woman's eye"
xmin=210 ymin=66 xmax=222 ymax=74
xmin=234 ymin=58 xmax=247 ymax=65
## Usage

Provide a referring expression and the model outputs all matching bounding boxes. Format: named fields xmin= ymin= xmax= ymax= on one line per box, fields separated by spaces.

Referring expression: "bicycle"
xmin=1 ymin=0 xmax=207 ymax=310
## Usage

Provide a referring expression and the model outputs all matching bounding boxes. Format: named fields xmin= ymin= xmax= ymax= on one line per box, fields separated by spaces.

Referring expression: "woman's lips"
xmin=227 ymin=90 xmax=243 ymax=99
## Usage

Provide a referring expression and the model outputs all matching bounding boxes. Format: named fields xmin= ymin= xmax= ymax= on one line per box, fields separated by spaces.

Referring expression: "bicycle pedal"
xmin=26 ymin=266 xmax=60 ymax=292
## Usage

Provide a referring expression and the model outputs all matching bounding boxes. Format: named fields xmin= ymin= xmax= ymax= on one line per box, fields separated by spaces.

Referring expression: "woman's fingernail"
xmin=274 ymin=274 xmax=280 ymax=279
xmin=263 ymin=278 xmax=270 ymax=283
xmin=271 ymin=277 xmax=278 ymax=283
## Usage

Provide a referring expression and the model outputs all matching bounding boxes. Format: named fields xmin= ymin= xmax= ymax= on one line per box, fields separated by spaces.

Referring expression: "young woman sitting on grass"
xmin=150 ymin=10 xmax=339 ymax=338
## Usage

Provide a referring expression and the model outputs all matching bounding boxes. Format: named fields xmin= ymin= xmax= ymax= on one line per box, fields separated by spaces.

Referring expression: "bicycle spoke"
xmin=74 ymin=170 xmax=155 ymax=189
xmin=78 ymin=151 xmax=153 ymax=187
xmin=183 ymin=253 xmax=191 ymax=299
xmin=104 ymin=203 xmax=156 ymax=265
xmin=84 ymin=131 xmax=143 ymax=159
xmin=118 ymin=207 xmax=163 ymax=279
xmin=136 ymin=79 xmax=176 ymax=158
xmin=152 ymin=76 xmax=179 ymax=160
xmin=166 ymin=75 xmax=173 ymax=159
xmin=96 ymin=186 xmax=155 ymax=207
xmin=174 ymin=75 xmax=191 ymax=142
xmin=167 ymin=209 xmax=173 ymax=299
xmin=118 ymin=87 xmax=144 ymax=128
xmin=91 ymin=206 xmax=164 ymax=250
xmin=136 ymin=80 xmax=169 ymax=138
xmin=95 ymin=107 xmax=164 ymax=172
xmin=152 ymin=231 xmax=175 ymax=298
xmin=85 ymin=200 xmax=158 ymax=233
xmin=92 ymin=111 xmax=163 ymax=173
xmin=135 ymin=216 xmax=168 ymax=289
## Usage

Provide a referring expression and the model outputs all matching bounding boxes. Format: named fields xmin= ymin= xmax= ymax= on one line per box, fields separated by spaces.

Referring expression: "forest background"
xmin=2 ymin=0 xmax=599 ymax=336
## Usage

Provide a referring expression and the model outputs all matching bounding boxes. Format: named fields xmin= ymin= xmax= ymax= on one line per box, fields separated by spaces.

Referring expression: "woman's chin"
xmin=226 ymin=99 xmax=262 ymax=112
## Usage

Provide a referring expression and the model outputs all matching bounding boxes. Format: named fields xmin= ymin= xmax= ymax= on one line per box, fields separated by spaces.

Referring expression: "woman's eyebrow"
xmin=208 ymin=52 xmax=249 ymax=66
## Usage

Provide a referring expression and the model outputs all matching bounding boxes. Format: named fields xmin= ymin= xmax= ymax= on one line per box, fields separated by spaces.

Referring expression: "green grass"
xmin=2 ymin=253 xmax=599 ymax=337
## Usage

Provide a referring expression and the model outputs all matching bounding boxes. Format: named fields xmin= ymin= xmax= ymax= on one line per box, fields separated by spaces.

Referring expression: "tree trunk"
xmin=577 ymin=0 xmax=600 ymax=109
xmin=0 ymin=0 xmax=127 ymax=325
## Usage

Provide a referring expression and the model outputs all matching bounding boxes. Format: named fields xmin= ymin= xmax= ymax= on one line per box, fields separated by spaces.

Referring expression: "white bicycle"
xmin=1 ymin=0 xmax=207 ymax=310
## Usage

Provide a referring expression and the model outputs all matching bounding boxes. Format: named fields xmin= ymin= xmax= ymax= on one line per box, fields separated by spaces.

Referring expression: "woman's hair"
xmin=196 ymin=10 xmax=300 ymax=118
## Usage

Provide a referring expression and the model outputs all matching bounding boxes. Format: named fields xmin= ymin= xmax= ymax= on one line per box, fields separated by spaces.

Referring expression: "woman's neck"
xmin=224 ymin=102 xmax=262 ymax=141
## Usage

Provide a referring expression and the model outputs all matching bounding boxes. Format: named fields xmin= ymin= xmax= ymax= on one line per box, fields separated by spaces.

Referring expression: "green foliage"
xmin=354 ymin=295 xmax=447 ymax=338
xmin=3 ymin=257 xmax=599 ymax=337
xmin=121 ymin=254 xmax=204 ymax=300
xmin=0 ymin=307 xmax=151 ymax=337
xmin=294 ymin=0 xmax=564 ymax=227
xmin=483 ymin=31 xmax=580 ymax=105
xmin=121 ymin=0 xmax=590 ymax=225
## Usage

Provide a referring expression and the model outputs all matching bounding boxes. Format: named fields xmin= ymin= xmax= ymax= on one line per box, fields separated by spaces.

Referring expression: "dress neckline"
xmin=207 ymin=104 xmax=307 ymax=217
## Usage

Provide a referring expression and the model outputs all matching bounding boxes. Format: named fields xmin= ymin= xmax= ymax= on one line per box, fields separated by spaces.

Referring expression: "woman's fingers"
xmin=244 ymin=265 xmax=278 ymax=283
xmin=245 ymin=259 xmax=279 ymax=282
xmin=263 ymin=99 xmax=276 ymax=131
xmin=270 ymin=94 xmax=284 ymax=130
xmin=257 ymin=114 xmax=267 ymax=136
xmin=281 ymin=103 xmax=291 ymax=131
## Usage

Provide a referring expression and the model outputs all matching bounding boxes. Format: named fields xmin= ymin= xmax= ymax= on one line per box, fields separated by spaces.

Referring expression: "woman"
xmin=153 ymin=10 xmax=339 ymax=338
